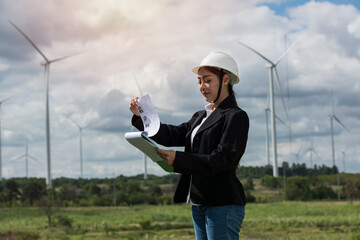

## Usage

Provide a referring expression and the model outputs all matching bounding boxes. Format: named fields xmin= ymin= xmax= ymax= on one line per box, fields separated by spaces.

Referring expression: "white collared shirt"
xmin=190 ymin=103 xmax=214 ymax=149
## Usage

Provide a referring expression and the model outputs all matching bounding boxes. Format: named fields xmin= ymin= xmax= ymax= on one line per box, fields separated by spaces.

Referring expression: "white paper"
xmin=137 ymin=94 xmax=160 ymax=137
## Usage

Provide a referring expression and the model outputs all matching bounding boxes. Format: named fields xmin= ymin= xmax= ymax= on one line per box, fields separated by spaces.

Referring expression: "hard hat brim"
xmin=192 ymin=65 xmax=240 ymax=85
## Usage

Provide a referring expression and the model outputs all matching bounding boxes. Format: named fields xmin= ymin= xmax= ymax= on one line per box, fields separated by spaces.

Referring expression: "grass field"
xmin=1 ymin=201 xmax=360 ymax=240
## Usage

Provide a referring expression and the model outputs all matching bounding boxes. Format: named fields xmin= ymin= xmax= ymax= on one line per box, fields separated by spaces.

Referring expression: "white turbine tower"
xmin=292 ymin=148 xmax=302 ymax=164
xmin=238 ymin=41 xmax=297 ymax=177
xmin=9 ymin=20 xmax=79 ymax=189
xmin=264 ymin=107 xmax=270 ymax=166
xmin=12 ymin=138 xmax=39 ymax=178
xmin=341 ymin=148 xmax=348 ymax=173
xmin=304 ymin=139 xmax=318 ymax=168
xmin=132 ymin=74 xmax=148 ymax=180
xmin=0 ymin=96 xmax=12 ymax=182
xmin=68 ymin=117 xmax=89 ymax=178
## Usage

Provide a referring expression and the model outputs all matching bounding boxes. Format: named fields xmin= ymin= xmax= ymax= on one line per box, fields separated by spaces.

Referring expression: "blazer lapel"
xmin=189 ymin=110 xmax=206 ymax=134
xmin=195 ymin=96 xmax=237 ymax=135
xmin=196 ymin=109 xmax=223 ymax=135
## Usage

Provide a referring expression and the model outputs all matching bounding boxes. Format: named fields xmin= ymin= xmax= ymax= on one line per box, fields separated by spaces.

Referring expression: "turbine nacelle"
xmin=265 ymin=63 xmax=274 ymax=68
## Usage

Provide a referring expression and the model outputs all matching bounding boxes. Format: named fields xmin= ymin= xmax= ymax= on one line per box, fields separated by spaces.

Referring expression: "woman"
xmin=129 ymin=51 xmax=249 ymax=240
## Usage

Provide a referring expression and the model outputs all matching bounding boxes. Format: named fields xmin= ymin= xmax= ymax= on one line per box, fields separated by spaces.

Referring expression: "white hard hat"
xmin=192 ymin=51 xmax=240 ymax=85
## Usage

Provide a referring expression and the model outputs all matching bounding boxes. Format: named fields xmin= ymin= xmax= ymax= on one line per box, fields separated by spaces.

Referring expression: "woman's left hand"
xmin=155 ymin=148 xmax=176 ymax=166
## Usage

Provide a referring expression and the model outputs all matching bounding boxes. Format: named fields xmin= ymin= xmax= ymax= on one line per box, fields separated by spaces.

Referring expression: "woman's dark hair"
xmin=202 ymin=67 xmax=236 ymax=101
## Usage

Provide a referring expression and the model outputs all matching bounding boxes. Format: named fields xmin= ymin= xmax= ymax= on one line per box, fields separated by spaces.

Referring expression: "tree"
xmin=343 ymin=178 xmax=360 ymax=204
xmin=243 ymin=178 xmax=255 ymax=191
xmin=285 ymin=176 xmax=312 ymax=201
xmin=312 ymin=183 xmax=336 ymax=200
xmin=261 ymin=175 xmax=280 ymax=189
xmin=4 ymin=180 xmax=19 ymax=206
xmin=22 ymin=178 xmax=46 ymax=206
xmin=59 ymin=184 xmax=77 ymax=204
xmin=88 ymin=184 xmax=101 ymax=196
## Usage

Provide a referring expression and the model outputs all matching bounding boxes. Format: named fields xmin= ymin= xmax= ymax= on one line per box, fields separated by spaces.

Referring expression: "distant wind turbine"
xmin=12 ymin=138 xmax=39 ymax=178
xmin=329 ymin=96 xmax=349 ymax=168
xmin=132 ymin=74 xmax=170 ymax=180
xmin=292 ymin=148 xmax=302 ymax=164
xmin=341 ymin=147 xmax=348 ymax=173
xmin=68 ymin=117 xmax=90 ymax=178
xmin=0 ymin=96 xmax=12 ymax=182
xmin=9 ymin=20 xmax=80 ymax=189
xmin=304 ymin=139 xmax=318 ymax=168
xmin=238 ymin=40 xmax=297 ymax=177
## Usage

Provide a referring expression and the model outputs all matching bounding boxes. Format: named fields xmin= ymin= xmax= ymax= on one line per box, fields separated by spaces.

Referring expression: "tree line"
xmin=0 ymin=163 xmax=359 ymax=208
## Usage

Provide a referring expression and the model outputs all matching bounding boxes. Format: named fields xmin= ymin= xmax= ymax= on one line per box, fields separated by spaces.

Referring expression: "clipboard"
xmin=125 ymin=131 xmax=174 ymax=173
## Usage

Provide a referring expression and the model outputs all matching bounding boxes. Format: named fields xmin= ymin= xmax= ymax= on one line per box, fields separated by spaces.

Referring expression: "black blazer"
xmin=132 ymin=96 xmax=249 ymax=206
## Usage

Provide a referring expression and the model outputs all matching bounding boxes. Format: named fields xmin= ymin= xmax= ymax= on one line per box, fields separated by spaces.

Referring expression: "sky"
xmin=0 ymin=0 xmax=359 ymax=180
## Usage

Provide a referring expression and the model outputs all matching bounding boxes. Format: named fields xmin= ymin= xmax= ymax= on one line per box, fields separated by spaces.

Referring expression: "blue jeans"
xmin=192 ymin=205 xmax=245 ymax=240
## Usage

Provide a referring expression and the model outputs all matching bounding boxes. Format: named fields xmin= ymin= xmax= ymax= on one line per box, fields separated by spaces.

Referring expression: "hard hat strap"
xmin=211 ymin=69 xmax=225 ymax=104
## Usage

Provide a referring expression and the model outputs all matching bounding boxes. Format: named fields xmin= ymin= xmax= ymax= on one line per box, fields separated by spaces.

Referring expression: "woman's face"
xmin=197 ymin=67 xmax=221 ymax=102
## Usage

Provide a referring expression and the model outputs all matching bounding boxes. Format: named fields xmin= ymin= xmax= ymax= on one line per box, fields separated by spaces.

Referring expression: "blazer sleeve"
xmin=173 ymin=110 xmax=249 ymax=176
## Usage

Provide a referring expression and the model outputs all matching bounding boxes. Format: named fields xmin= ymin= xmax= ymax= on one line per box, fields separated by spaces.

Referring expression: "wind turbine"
xmin=0 ymin=96 xmax=12 ymax=182
xmin=340 ymin=148 xmax=348 ymax=173
xmin=12 ymin=138 xmax=39 ymax=178
xmin=292 ymin=148 xmax=302 ymax=165
xmin=9 ymin=20 xmax=80 ymax=189
xmin=238 ymin=40 xmax=297 ymax=177
xmin=329 ymin=97 xmax=349 ymax=168
xmin=304 ymin=139 xmax=318 ymax=168
xmin=132 ymin=74 xmax=148 ymax=180
xmin=68 ymin=117 xmax=90 ymax=178
xmin=132 ymin=74 xmax=170 ymax=180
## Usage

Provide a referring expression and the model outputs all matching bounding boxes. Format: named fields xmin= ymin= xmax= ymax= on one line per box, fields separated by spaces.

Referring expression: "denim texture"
xmin=192 ymin=205 xmax=245 ymax=240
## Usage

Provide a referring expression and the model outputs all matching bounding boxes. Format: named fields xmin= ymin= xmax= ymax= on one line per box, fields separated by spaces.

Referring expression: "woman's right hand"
xmin=129 ymin=97 xmax=140 ymax=116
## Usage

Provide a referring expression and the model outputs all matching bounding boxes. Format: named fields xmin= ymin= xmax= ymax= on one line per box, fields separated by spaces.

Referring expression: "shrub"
xmin=261 ymin=175 xmax=280 ymax=189
xmin=312 ymin=183 xmax=336 ymax=200
xmin=243 ymin=178 xmax=254 ymax=191
xmin=285 ymin=176 xmax=312 ymax=201
xmin=245 ymin=191 xmax=256 ymax=203
xmin=139 ymin=219 xmax=152 ymax=230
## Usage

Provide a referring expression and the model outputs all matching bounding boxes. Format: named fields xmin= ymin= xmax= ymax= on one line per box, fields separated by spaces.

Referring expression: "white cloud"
xmin=0 ymin=0 xmax=359 ymax=179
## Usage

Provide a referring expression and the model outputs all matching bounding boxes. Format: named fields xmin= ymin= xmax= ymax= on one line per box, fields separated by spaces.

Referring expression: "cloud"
xmin=0 ymin=0 xmax=359 ymax=178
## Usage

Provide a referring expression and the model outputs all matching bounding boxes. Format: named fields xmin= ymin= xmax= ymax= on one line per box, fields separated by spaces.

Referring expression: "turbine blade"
xmin=8 ymin=20 xmax=49 ymax=63
xmin=28 ymin=154 xmax=40 ymax=163
xmin=133 ymin=74 xmax=144 ymax=96
xmin=273 ymin=67 xmax=289 ymax=119
xmin=275 ymin=114 xmax=288 ymax=128
xmin=132 ymin=75 xmax=171 ymax=112
xmin=69 ymin=117 xmax=81 ymax=129
xmin=11 ymin=154 xmax=25 ymax=162
xmin=0 ymin=96 xmax=12 ymax=104
xmin=333 ymin=115 xmax=349 ymax=131
xmin=274 ymin=38 xmax=299 ymax=65
xmin=238 ymin=41 xmax=274 ymax=65
xmin=49 ymin=52 xmax=82 ymax=64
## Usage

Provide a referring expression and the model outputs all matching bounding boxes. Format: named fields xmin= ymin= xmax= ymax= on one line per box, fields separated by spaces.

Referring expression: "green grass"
xmin=1 ymin=202 xmax=360 ymax=239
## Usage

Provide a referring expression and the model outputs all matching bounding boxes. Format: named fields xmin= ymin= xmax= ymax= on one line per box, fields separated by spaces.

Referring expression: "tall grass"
xmin=1 ymin=201 xmax=360 ymax=239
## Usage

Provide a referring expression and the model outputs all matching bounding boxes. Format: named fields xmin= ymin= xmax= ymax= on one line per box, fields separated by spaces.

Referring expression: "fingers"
xmin=129 ymin=97 xmax=140 ymax=116
xmin=156 ymin=148 xmax=167 ymax=162
xmin=155 ymin=148 xmax=175 ymax=166
xmin=155 ymin=148 xmax=165 ymax=159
